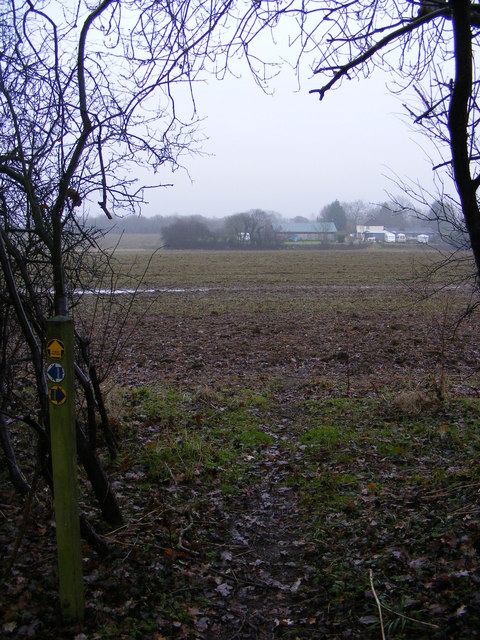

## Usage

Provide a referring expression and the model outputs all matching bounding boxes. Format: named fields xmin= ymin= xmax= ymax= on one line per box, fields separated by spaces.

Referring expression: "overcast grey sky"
xmin=145 ymin=66 xmax=437 ymax=220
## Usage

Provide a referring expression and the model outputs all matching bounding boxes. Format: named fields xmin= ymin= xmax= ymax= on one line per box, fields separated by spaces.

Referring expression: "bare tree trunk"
xmin=76 ymin=422 xmax=123 ymax=526
xmin=77 ymin=336 xmax=118 ymax=457
xmin=0 ymin=229 xmax=49 ymax=422
xmin=80 ymin=514 xmax=109 ymax=557
xmin=0 ymin=410 xmax=30 ymax=494
xmin=75 ymin=362 xmax=99 ymax=450
xmin=449 ymin=0 xmax=480 ymax=280
xmin=90 ymin=361 xmax=118 ymax=456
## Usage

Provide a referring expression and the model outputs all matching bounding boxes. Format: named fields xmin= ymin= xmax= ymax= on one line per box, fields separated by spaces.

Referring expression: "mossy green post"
xmin=46 ymin=317 xmax=84 ymax=622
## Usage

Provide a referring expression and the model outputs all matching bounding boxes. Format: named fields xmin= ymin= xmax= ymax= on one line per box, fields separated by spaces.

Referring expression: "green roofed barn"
xmin=273 ymin=221 xmax=337 ymax=244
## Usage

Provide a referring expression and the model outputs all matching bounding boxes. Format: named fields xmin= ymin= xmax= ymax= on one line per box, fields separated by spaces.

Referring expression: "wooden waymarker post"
xmin=46 ymin=317 xmax=84 ymax=622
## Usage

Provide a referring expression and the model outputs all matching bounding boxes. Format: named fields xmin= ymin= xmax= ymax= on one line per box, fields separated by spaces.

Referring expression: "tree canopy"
xmin=320 ymin=200 xmax=347 ymax=232
xmin=0 ymin=0 xmax=268 ymax=548
xmin=162 ymin=216 xmax=214 ymax=248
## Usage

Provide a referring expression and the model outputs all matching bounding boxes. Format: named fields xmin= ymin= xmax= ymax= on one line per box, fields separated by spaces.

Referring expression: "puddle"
xmin=73 ymin=287 xmax=214 ymax=296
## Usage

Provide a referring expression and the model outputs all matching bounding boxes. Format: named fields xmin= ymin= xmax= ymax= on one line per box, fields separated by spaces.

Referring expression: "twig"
xmin=422 ymin=481 xmax=480 ymax=499
xmin=122 ymin=535 xmax=139 ymax=562
xmin=104 ymin=505 xmax=168 ymax=539
xmin=209 ymin=566 xmax=284 ymax=591
xmin=380 ymin=603 xmax=440 ymax=630
xmin=369 ymin=569 xmax=440 ymax=635
xmin=369 ymin=569 xmax=386 ymax=640
xmin=451 ymin=507 xmax=480 ymax=516
xmin=165 ymin=462 xmax=178 ymax=498
xmin=178 ymin=513 xmax=199 ymax=555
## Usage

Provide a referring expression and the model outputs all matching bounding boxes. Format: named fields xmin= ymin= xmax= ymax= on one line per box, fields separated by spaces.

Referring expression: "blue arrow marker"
xmin=47 ymin=363 xmax=65 ymax=383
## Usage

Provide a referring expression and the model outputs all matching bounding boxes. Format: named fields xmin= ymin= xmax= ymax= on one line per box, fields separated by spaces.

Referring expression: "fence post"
xmin=46 ymin=316 xmax=84 ymax=622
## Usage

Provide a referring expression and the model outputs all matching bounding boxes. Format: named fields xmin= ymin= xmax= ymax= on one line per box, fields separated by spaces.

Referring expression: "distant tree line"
xmin=88 ymin=198 xmax=462 ymax=249
xmin=90 ymin=208 xmax=280 ymax=248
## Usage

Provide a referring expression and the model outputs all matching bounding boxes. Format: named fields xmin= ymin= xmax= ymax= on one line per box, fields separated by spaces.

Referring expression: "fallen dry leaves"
xmin=2 ymin=253 xmax=480 ymax=638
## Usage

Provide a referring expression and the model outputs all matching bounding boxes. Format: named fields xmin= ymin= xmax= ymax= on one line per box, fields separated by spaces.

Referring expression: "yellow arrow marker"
xmin=49 ymin=385 xmax=67 ymax=406
xmin=47 ymin=339 xmax=65 ymax=359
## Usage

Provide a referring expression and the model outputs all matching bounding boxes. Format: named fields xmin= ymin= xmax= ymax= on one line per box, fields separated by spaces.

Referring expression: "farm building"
xmin=363 ymin=230 xmax=390 ymax=243
xmin=273 ymin=221 xmax=337 ymax=243
xmin=356 ymin=225 xmax=388 ymax=242
xmin=356 ymin=225 xmax=385 ymax=237
xmin=356 ymin=225 xmax=433 ymax=244
xmin=404 ymin=230 xmax=432 ymax=243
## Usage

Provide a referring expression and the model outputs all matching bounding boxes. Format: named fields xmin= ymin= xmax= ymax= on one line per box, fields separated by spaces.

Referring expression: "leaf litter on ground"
xmin=3 ymin=253 xmax=480 ymax=638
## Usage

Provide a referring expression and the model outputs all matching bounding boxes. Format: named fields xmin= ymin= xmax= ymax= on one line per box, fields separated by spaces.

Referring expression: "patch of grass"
xmin=143 ymin=428 xmax=234 ymax=482
xmin=300 ymin=424 xmax=342 ymax=448
xmin=220 ymin=481 xmax=241 ymax=496
xmin=392 ymin=388 xmax=441 ymax=416
xmin=244 ymin=391 xmax=271 ymax=410
xmin=111 ymin=385 xmax=480 ymax=638
xmin=376 ymin=442 xmax=411 ymax=460
xmin=136 ymin=387 xmax=185 ymax=425
xmin=289 ymin=468 xmax=359 ymax=511
xmin=285 ymin=395 xmax=480 ymax=522
xmin=237 ymin=427 xmax=274 ymax=447
xmin=123 ymin=384 xmax=276 ymax=488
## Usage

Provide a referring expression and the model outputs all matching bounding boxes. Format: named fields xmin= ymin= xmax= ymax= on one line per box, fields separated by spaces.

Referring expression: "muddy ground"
xmin=2 ymin=250 xmax=480 ymax=639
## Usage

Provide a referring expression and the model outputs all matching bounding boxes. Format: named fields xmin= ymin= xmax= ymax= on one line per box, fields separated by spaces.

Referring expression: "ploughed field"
xmin=94 ymin=247 xmax=479 ymax=397
xmin=3 ymin=247 xmax=480 ymax=639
